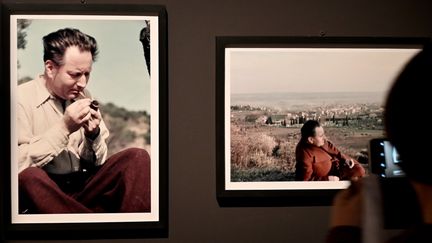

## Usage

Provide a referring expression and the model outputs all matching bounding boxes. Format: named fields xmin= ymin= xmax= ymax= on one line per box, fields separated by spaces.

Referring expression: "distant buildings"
xmin=232 ymin=102 xmax=383 ymax=129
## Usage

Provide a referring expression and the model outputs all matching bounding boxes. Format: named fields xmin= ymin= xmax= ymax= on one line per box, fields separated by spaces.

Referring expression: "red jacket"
xmin=295 ymin=140 xmax=352 ymax=181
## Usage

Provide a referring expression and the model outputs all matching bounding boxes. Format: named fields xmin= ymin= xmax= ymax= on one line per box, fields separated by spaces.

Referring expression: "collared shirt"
xmin=17 ymin=75 xmax=109 ymax=174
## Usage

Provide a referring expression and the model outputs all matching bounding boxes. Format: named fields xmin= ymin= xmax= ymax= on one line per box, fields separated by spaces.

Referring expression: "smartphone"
xmin=369 ymin=138 xmax=405 ymax=178
xmin=368 ymin=138 xmax=422 ymax=229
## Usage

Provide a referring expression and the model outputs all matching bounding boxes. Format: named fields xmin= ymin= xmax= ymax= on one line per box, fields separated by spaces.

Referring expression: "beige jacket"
xmin=17 ymin=75 xmax=109 ymax=174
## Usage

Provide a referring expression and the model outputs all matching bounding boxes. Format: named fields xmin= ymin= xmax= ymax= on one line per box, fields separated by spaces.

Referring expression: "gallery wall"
xmin=4 ymin=0 xmax=432 ymax=242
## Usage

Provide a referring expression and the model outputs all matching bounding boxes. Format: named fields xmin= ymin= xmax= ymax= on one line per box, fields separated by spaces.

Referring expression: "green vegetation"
xmin=230 ymin=124 xmax=297 ymax=181
xmin=101 ymin=102 xmax=149 ymax=121
xmin=231 ymin=167 xmax=295 ymax=182
xmin=100 ymin=102 xmax=150 ymax=157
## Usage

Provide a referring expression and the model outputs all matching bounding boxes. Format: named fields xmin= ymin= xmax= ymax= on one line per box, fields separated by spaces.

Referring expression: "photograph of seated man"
xmin=295 ymin=120 xmax=366 ymax=181
xmin=18 ymin=28 xmax=151 ymax=214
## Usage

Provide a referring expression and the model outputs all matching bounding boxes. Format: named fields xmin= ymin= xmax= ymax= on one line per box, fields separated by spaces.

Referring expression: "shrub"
xmin=231 ymin=132 xmax=277 ymax=168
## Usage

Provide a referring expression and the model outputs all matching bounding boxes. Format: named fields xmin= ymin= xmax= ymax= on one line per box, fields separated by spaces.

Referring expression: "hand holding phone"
xmin=368 ymin=138 xmax=422 ymax=229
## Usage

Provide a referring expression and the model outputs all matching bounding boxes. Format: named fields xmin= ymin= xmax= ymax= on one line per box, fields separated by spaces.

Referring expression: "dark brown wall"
xmin=5 ymin=0 xmax=432 ymax=242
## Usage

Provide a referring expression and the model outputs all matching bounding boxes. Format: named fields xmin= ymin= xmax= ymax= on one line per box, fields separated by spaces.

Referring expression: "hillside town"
xmin=231 ymin=102 xmax=384 ymax=130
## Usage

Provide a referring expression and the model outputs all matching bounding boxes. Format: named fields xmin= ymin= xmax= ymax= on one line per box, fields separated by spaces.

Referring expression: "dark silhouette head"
xmin=385 ymin=42 xmax=432 ymax=184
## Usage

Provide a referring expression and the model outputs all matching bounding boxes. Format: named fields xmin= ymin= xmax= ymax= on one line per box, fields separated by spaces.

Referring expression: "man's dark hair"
xmin=300 ymin=120 xmax=320 ymax=142
xmin=385 ymin=42 xmax=432 ymax=184
xmin=43 ymin=28 xmax=98 ymax=65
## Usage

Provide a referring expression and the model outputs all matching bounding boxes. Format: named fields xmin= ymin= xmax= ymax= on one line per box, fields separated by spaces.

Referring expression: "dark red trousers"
xmin=19 ymin=148 xmax=151 ymax=213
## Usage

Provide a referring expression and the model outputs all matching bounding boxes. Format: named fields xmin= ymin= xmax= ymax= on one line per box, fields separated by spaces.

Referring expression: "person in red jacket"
xmin=295 ymin=120 xmax=365 ymax=181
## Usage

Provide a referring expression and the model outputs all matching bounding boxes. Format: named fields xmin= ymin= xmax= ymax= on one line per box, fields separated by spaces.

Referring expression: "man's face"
xmin=46 ymin=46 xmax=93 ymax=100
xmin=309 ymin=126 xmax=326 ymax=147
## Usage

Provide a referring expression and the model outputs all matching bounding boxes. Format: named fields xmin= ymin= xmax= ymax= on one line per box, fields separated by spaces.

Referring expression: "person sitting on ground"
xmin=18 ymin=28 xmax=151 ymax=214
xmin=295 ymin=120 xmax=365 ymax=181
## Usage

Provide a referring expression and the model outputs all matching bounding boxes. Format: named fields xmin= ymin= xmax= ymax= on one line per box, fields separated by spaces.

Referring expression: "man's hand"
xmin=330 ymin=180 xmax=363 ymax=227
xmin=345 ymin=159 xmax=355 ymax=169
xmin=328 ymin=176 xmax=340 ymax=181
xmin=62 ymin=98 xmax=93 ymax=134
xmin=83 ymin=107 xmax=101 ymax=139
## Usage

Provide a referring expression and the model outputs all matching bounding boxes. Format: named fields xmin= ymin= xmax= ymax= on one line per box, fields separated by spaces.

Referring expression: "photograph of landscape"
xmin=225 ymin=46 xmax=420 ymax=189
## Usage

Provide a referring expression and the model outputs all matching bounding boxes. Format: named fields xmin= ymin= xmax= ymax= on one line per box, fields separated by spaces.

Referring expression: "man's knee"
xmin=124 ymin=147 xmax=149 ymax=158
xmin=19 ymin=167 xmax=49 ymax=187
xmin=106 ymin=147 xmax=150 ymax=171
xmin=118 ymin=148 xmax=149 ymax=164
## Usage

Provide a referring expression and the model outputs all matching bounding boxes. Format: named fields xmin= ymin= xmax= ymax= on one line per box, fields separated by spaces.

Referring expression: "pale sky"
xmin=16 ymin=17 xmax=152 ymax=112
xmin=228 ymin=48 xmax=420 ymax=94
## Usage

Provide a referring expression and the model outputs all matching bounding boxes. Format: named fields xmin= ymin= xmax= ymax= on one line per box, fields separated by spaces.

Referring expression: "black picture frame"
xmin=1 ymin=3 xmax=168 ymax=239
xmin=216 ymin=36 xmax=429 ymax=206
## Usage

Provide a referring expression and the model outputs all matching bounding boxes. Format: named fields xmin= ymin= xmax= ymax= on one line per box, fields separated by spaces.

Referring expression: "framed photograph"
xmin=216 ymin=36 xmax=428 ymax=206
xmin=1 ymin=3 xmax=167 ymax=239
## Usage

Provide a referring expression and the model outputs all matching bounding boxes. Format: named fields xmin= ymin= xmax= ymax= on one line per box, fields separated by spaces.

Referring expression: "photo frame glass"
xmin=2 ymin=3 xmax=167 ymax=238
xmin=216 ymin=37 xmax=426 ymax=204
